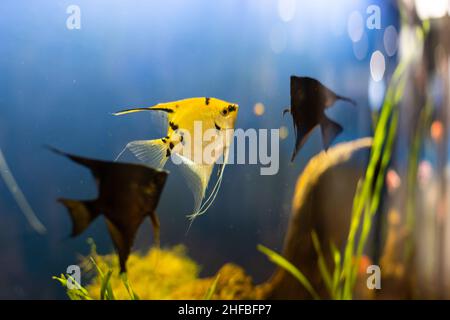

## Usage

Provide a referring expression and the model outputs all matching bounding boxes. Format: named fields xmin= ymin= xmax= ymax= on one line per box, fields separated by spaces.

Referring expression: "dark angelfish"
xmin=50 ymin=147 xmax=168 ymax=273
xmin=285 ymin=76 xmax=356 ymax=161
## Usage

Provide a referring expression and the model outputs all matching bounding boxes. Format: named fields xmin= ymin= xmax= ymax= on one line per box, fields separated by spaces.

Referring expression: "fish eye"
xmin=225 ymin=105 xmax=237 ymax=114
xmin=221 ymin=108 xmax=228 ymax=116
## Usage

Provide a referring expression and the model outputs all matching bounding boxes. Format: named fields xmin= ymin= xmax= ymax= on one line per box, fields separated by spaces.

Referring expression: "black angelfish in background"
xmin=285 ymin=76 xmax=356 ymax=161
xmin=50 ymin=147 xmax=168 ymax=273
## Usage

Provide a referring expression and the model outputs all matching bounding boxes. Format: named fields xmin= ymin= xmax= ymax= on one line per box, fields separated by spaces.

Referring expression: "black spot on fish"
xmin=179 ymin=135 xmax=185 ymax=146
xmin=150 ymin=107 xmax=174 ymax=113
xmin=205 ymin=97 xmax=210 ymax=105
xmin=215 ymin=122 xmax=221 ymax=130
xmin=169 ymin=142 xmax=174 ymax=150
xmin=166 ymin=149 xmax=171 ymax=157
xmin=114 ymin=107 xmax=174 ymax=114
xmin=161 ymin=138 xmax=167 ymax=143
xmin=169 ymin=122 xmax=179 ymax=131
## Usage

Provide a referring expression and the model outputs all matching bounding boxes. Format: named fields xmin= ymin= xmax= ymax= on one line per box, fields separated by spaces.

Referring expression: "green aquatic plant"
xmin=90 ymin=256 xmax=116 ymax=300
xmin=341 ymin=20 xmax=430 ymax=299
xmin=311 ymin=231 xmax=344 ymax=299
xmin=203 ymin=274 xmax=221 ymax=300
xmin=53 ymin=274 xmax=92 ymax=300
xmin=258 ymin=244 xmax=320 ymax=300
xmin=53 ymin=255 xmax=141 ymax=300
xmin=339 ymin=58 xmax=407 ymax=300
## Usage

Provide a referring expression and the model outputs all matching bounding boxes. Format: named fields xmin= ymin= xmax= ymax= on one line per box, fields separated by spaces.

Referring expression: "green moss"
xmin=54 ymin=243 xmax=259 ymax=300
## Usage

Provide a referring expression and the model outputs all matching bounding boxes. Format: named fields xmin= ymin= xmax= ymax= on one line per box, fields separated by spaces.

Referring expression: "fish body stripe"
xmin=152 ymin=107 xmax=174 ymax=113
xmin=169 ymin=122 xmax=179 ymax=131
xmin=113 ymin=107 xmax=174 ymax=116
xmin=205 ymin=97 xmax=210 ymax=105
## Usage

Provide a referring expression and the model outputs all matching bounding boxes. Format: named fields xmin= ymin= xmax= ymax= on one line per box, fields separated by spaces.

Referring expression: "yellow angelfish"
xmin=114 ymin=97 xmax=239 ymax=225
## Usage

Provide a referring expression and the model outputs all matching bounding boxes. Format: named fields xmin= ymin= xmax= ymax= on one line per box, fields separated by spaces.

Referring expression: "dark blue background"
xmin=0 ymin=0 xmax=398 ymax=298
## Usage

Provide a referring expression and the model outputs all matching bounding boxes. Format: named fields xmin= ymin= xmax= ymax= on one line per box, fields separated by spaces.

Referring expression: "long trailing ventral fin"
xmin=184 ymin=147 xmax=230 ymax=233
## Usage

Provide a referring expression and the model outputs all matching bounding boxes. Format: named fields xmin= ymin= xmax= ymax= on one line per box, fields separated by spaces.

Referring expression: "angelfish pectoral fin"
xmin=320 ymin=116 xmax=343 ymax=151
xmin=119 ymin=139 xmax=169 ymax=169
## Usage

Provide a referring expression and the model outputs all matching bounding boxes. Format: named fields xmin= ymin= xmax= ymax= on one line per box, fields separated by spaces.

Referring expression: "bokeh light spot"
xmin=347 ymin=11 xmax=364 ymax=42
xmin=418 ymin=160 xmax=433 ymax=186
xmin=415 ymin=0 xmax=449 ymax=19
xmin=352 ymin=32 xmax=368 ymax=60
xmin=279 ymin=126 xmax=289 ymax=140
xmin=368 ymin=78 xmax=386 ymax=111
xmin=253 ymin=103 xmax=265 ymax=116
xmin=386 ymin=169 xmax=401 ymax=194
xmin=370 ymin=51 xmax=386 ymax=82
xmin=431 ymin=121 xmax=444 ymax=143
xmin=278 ymin=0 xmax=296 ymax=22
xmin=383 ymin=25 xmax=399 ymax=57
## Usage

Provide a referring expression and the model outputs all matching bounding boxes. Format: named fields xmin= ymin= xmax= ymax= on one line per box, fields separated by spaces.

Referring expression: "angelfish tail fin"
xmin=320 ymin=116 xmax=343 ymax=151
xmin=121 ymin=139 xmax=169 ymax=169
xmin=59 ymin=199 xmax=99 ymax=237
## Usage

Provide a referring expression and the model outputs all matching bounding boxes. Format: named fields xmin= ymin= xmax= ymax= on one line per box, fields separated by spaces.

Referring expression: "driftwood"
xmin=258 ymin=138 xmax=373 ymax=299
